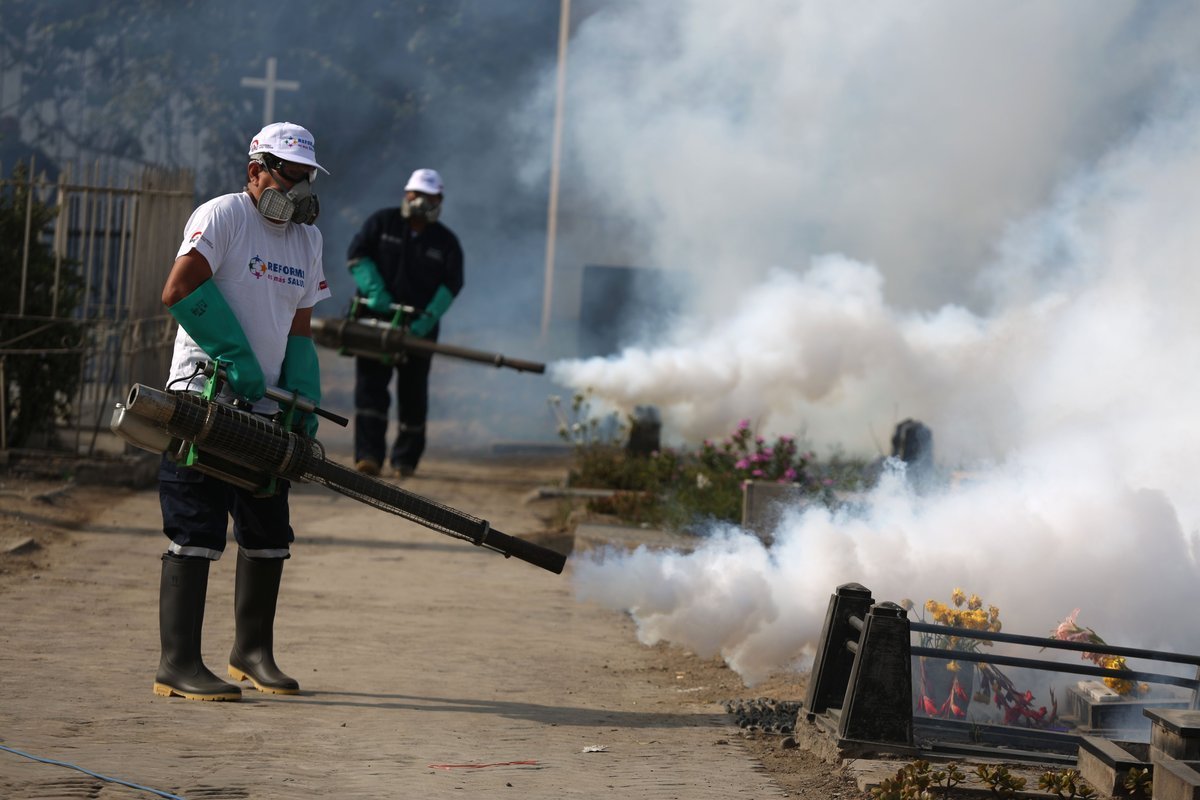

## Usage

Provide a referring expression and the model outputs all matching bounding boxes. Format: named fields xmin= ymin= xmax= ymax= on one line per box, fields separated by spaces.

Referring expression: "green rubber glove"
xmin=409 ymin=284 xmax=455 ymax=338
xmin=348 ymin=258 xmax=394 ymax=313
xmin=168 ymin=279 xmax=265 ymax=401
xmin=279 ymin=335 xmax=321 ymax=438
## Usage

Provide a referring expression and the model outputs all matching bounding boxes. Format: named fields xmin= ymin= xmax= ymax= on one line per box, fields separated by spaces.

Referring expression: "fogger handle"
xmin=263 ymin=386 xmax=349 ymax=428
xmin=201 ymin=359 xmax=349 ymax=427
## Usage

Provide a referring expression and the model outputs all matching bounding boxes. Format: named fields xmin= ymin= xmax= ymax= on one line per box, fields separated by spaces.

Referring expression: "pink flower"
xmin=737 ymin=419 xmax=750 ymax=431
xmin=1052 ymin=609 xmax=1081 ymax=640
xmin=734 ymin=458 xmax=750 ymax=470
xmin=752 ymin=469 xmax=764 ymax=477
xmin=783 ymin=468 xmax=797 ymax=481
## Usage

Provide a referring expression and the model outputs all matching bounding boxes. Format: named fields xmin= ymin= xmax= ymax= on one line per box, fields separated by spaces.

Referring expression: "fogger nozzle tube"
xmin=311 ymin=317 xmax=546 ymax=374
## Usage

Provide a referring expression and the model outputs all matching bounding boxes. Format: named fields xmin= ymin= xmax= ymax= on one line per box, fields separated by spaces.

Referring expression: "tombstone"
xmin=891 ymin=419 xmax=934 ymax=491
xmin=625 ymin=405 xmax=661 ymax=457
xmin=741 ymin=481 xmax=806 ymax=544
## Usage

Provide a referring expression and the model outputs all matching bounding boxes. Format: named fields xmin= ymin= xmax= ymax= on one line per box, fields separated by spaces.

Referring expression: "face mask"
xmin=254 ymin=159 xmax=320 ymax=225
xmin=401 ymin=195 xmax=440 ymax=224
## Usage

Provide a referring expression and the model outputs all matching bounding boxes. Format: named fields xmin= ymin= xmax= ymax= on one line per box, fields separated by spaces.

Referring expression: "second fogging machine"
xmin=311 ymin=299 xmax=546 ymax=374
xmin=109 ymin=362 xmax=565 ymax=574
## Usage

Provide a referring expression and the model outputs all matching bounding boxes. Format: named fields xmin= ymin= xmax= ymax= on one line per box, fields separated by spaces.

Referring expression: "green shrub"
xmin=556 ymin=403 xmax=866 ymax=532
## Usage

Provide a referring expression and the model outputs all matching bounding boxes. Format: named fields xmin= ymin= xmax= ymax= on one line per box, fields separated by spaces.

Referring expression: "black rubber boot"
xmin=154 ymin=553 xmax=242 ymax=701
xmin=228 ymin=549 xmax=299 ymax=694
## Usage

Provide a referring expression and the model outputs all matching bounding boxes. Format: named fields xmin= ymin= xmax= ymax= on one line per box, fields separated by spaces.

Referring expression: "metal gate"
xmin=0 ymin=157 xmax=195 ymax=456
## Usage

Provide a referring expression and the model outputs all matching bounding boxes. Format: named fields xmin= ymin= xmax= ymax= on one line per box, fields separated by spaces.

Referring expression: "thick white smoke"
xmin=538 ymin=2 xmax=1200 ymax=684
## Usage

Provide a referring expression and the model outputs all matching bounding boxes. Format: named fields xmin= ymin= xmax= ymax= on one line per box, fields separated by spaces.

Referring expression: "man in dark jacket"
xmin=346 ymin=168 xmax=464 ymax=478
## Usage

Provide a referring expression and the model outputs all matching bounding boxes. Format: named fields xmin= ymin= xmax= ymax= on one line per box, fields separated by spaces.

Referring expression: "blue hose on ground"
xmin=0 ymin=742 xmax=186 ymax=799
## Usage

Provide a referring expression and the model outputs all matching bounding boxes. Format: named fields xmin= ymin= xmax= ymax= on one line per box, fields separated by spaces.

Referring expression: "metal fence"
xmin=0 ymin=157 xmax=195 ymax=456
xmin=803 ymin=582 xmax=1200 ymax=761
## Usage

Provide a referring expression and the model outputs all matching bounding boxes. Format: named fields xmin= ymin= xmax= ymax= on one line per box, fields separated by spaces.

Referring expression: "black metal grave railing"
xmin=802 ymin=583 xmax=1200 ymax=761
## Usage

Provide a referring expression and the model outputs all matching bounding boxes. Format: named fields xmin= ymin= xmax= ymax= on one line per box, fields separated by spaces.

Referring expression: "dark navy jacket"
xmin=346 ymin=208 xmax=464 ymax=338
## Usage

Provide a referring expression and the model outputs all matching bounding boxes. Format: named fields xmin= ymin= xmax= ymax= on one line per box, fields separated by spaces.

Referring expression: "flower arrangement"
xmin=975 ymin=662 xmax=1058 ymax=728
xmin=1051 ymin=609 xmax=1149 ymax=697
xmin=917 ymin=587 xmax=1002 ymax=656
xmin=905 ymin=588 xmax=1001 ymax=718
xmin=910 ymin=590 xmax=1059 ymax=726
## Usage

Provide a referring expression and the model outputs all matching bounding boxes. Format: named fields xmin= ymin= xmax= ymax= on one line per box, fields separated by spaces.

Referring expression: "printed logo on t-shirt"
xmin=318 ymin=280 xmax=328 ymax=291
xmin=248 ymin=254 xmax=308 ymax=287
xmin=425 ymin=247 xmax=444 ymax=262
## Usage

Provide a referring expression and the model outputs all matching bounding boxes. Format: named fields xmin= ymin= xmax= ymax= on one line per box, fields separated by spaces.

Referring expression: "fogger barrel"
xmin=311 ymin=317 xmax=546 ymax=374
xmin=111 ymin=384 xmax=565 ymax=574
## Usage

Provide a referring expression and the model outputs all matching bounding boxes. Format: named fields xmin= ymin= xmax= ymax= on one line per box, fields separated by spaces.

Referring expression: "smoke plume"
xmin=543 ymin=2 xmax=1200 ymax=684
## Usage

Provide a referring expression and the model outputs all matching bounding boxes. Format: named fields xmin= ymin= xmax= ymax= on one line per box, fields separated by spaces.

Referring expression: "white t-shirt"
xmin=166 ymin=192 xmax=332 ymax=412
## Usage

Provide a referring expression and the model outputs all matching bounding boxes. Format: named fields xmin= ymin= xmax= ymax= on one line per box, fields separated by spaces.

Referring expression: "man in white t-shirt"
xmin=154 ymin=121 xmax=332 ymax=702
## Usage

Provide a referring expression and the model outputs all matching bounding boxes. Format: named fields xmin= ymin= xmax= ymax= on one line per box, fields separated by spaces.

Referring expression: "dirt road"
xmin=0 ymin=450 xmax=862 ymax=799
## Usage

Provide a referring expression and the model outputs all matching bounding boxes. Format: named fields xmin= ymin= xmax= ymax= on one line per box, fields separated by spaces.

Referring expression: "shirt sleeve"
xmin=346 ymin=210 xmax=386 ymax=263
xmin=176 ymin=197 xmax=238 ymax=274
xmin=299 ymin=227 xmax=333 ymax=309
xmin=443 ymin=231 xmax=465 ymax=296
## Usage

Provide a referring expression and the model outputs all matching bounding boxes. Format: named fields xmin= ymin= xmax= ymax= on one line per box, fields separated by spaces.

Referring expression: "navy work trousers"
xmin=353 ymin=354 xmax=432 ymax=470
xmin=158 ymin=455 xmax=293 ymax=561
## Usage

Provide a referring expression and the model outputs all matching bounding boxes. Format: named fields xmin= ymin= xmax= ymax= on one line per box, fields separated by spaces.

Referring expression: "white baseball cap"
xmin=405 ymin=168 xmax=444 ymax=195
xmin=248 ymin=122 xmax=329 ymax=174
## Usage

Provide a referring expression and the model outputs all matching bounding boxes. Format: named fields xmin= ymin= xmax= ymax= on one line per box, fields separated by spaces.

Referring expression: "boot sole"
xmin=228 ymin=665 xmax=300 ymax=695
xmin=153 ymin=682 xmax=241 ymax=701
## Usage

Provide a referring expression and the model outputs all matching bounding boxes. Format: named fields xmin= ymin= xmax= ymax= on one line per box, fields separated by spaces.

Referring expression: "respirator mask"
xmin=401 ymin=194 xmax=441 ymax=224
xmin=253 ymin=154 xmax=320 ymax=225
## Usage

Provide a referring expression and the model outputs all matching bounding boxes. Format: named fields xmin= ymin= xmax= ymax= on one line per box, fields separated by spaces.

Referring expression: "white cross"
xmin=240 ymin=57 xmax=300 ymax=127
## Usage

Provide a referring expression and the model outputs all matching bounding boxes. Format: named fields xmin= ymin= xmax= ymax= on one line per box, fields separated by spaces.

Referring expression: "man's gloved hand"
xmin=348 ymin=258 xmax=394 ymax=313
xmin=168 ymin=279 xmax=265 ymax=401
xmin=408 ymin=313 xmax=436 ymax=339
xmin=279 ymin=335 xmax=322 ymax=438
xmin=408 ymin=284 xmax=455 ymax=339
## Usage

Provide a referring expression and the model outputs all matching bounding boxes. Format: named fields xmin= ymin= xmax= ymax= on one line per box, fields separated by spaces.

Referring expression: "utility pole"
xmin=541 ymin=0 xmax=571 ymax=340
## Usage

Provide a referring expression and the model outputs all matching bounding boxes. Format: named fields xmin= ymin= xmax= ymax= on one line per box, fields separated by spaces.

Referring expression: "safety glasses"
xmin=260 ymin=153 xmax=317 ymax=185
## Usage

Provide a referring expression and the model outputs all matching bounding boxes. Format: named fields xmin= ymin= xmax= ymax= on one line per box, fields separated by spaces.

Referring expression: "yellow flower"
xmin=946 ymin=660 xmax=961 ymax=672
xmin=952 ymin=588 xmax=966 ymax=607
xmin=968 ymin=594 xmax=983 ymax=611
xmin=925 ymin=599 xmax=939 ymax=613
xmin=1106 ymin=677 xmax=1135 ymax=695
xmin=989 ymin=605 xmax=1000 ymax=622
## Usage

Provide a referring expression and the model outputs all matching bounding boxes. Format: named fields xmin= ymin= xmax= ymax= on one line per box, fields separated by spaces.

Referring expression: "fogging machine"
xmin=311 ymin=300 xmax=545 ymax=374
xmin=109 ymin=362 xmax=565 ymax=574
